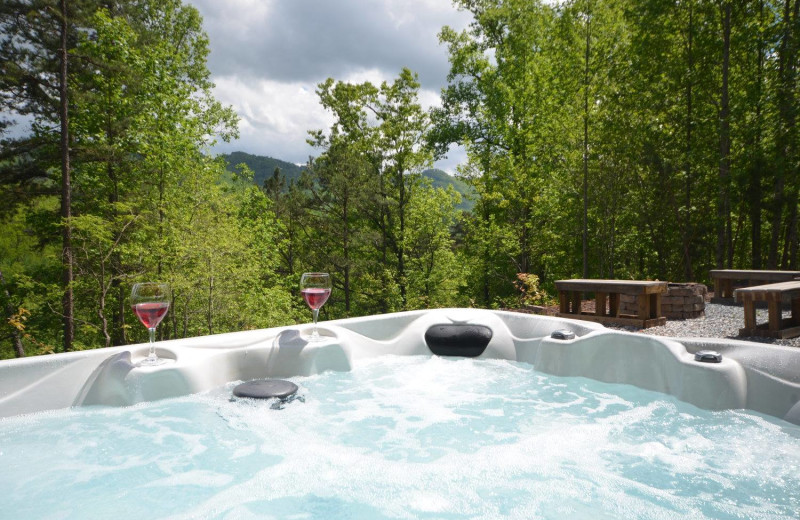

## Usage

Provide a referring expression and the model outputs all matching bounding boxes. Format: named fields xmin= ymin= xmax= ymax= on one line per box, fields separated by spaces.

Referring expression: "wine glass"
xmin=131 ymin=282 xmax=171 ymax=366
xmin=300 ymin=272 xmax=331 ymax=342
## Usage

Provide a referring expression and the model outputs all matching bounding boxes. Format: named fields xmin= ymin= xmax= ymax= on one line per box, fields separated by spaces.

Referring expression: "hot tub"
xmin=3 ymin=308 xmax=800 ymax=423
xmin=2 ymin=309 xmax=800 ymax=519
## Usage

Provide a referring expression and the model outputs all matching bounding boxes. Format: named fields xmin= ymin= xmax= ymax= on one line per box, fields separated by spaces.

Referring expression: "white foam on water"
xmin=2 ymin=355 xmax=800 ymax=519
xmin=143 ymin=470 xmax=234 ymax=488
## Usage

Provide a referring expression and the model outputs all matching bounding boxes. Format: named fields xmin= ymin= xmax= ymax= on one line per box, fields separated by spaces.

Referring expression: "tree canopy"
xmin=2 ymin=0 xmax=799 ymax=358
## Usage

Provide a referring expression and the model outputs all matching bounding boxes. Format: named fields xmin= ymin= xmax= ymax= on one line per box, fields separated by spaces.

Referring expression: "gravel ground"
xmin=606 ymin=302 xmax=800 ymax=348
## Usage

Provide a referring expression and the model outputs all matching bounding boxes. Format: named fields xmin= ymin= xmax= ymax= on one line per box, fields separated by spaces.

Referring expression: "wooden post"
xmin=595 ymin=292 xmax=607 ymax=316
xmin=571 ymin=291 xmax=582 ymax=314
xmin=650 ymin=293 xmax=660 ymax=319
xmin=725 ymin=279 xmax=734 ymax=298
xmin=609 ymin=293 xmax=620 ymax=317
xmin=792 ymin=297 xmax=800 ymax=326
xmin=743 ymin=297 xmax=757 ymax=330
xmin=637 ymin=293 xmax=650 ymax=320
xmin=559 ymin=291 xmax=569 ymax=314
xmin=768 ymin=296 xmax=781 ymax=331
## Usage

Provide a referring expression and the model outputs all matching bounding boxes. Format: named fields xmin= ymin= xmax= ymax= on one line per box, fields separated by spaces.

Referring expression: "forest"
xmin=1 ymin=0 xmax=798 ymax=358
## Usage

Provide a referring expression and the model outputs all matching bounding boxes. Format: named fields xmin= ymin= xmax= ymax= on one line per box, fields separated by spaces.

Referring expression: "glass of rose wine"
xmin=131 ymin=282 xmax=171 ymax=366
xmin=300 ymin=272 xmax=331 ymax=342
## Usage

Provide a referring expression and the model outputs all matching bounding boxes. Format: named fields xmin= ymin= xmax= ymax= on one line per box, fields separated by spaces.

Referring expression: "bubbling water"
xmin=1 ymin=355 xmax=799 ymax=519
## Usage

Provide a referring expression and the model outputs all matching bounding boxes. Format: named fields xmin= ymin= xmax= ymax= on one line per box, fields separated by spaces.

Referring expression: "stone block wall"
xmin=620 ymin=283 xmax=707 ymax=320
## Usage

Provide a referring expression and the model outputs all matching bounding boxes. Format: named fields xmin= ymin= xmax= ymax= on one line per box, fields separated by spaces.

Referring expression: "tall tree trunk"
xmin=609 ymin=171 xmax=617 ymax=278
xmin=717 ymin=2 xmax=732 ymax=269
xmin=342 ymin=194 xmax=351 ymax=316
xmin=98 ymin=274 xmax=111 ymax=349
xmin=115 ymin=279 xmax=126 ymax=344
xmin=106 ymin=117 xmax=126 ymax=346
xmin=786 ymin=191 xmax=799 ymax=268
xmin=751 ymin=0 xmax=765 ymax=269
xmin=157 ymin=161 xmax=165 ymax=278
xmin=480 ymin=200 xmax=491 ymax=305
xmin=785 ymin=0 xmax=800 ymax=268
xmin=582 ymin=3 xmax=592 ymax=279
xmin=397 ymin=164 xmax=406 ymax=308
xmin=769 ymin=0 xmax=798 ymax=268
xmin=378 ymin=166 xmax=389 ymax=314
xmin=59 ymin=0 xmax=74 ymax=352
xmin=750 ymin=156 xmax=764 ymax=267
xmin=520 ymin=205 xmax=531 ymax=274
xmin=207 ymin=270 xmax=214 ymax=335
xmin=682 ymin=3 xmax=695 ymax=281
xmin=768 ymin=178 xmax=785 ymax=269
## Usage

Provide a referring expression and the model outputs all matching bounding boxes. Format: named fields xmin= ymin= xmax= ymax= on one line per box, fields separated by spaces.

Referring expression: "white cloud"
xmin=190 ymin=0 xmax=473 ymax=172
xmin=210 ymin=76 xmax=334 ymax=162
xmin=192 ymin=0 xmax=471 ymax=89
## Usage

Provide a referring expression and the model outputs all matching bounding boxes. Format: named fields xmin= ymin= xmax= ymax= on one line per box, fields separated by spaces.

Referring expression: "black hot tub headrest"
xmin=424 ymin=324 xmax=493 ymax=357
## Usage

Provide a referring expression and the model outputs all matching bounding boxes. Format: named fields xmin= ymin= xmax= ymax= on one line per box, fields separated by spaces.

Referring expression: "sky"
xmin=187 ymin=0 xmax=473 ymax=173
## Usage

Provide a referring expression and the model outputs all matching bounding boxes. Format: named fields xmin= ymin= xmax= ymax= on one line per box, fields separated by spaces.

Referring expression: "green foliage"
xmin=0 ymin=0 xmax=293 ymax=358
xmin=3 ymin=0 xmax=800 ymax=357
xmin=432 ymin=0 xmax=800 ymax=305
xmin=303 ymin=68 xmax=443 ymax=313
xmin=514 ymin=273 xmax=554 ymax=308
xmin=0 ymin=201 xmax=62 ymax=357
xmin=405 ymin=182 xmax=467 ymax=309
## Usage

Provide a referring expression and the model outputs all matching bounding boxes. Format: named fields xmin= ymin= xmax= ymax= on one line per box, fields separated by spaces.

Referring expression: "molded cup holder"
xmin=301 ymin=327 xmax=337 ymax=342
xmin=134 ymin=347 xmax=177 ymax=367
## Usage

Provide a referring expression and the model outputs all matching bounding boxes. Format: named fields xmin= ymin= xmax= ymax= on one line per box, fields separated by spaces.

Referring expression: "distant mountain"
xmin=421 ymin=168 xmax=475 ymax=212
xmin=221 ymin=152 xmax=474 ymax=212
xmin=223 ymin=151 xmax=306 ymax=187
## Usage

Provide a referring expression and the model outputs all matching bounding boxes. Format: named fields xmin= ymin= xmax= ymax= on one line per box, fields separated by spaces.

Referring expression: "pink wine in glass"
xmin=130 ymin=282 xmax=171 ymax=366
xmin=132 ymin=302 xmax=170 ymax=329
xmin=301 ymin=288 xmax=331 ymax=310
xmin=300 ymin=272 xmax=331 ymax=342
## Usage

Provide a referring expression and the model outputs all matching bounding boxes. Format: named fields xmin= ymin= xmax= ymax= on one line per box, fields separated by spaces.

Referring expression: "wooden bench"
xmin=734 ymin=281 xmax=800 ymax=339
xmin=710 ymin=269 xmax=800 ymax=301
xmin=555 ymin=279 xmax=668 ymax=328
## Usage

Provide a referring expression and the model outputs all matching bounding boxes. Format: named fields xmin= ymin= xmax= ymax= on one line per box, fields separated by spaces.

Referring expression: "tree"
xmin=0 ymin=0 xmax=92 ymax=351
xmin=769 ymin=0 xmax=799 ymax=268
xmin=405 ymin=182 xmax=465 ymax=308
xmin=435 ymin=0 xmax=574 ymax=301
xmin=717 ymin=0 xmax=733 ymax=269
xmin=374 ymin=69 xmax=433 ymax=307
xmin=312 ymin=69 xmax=433 ymax=312
xmin=156 ymin=161 xmax=291 ymax=338
xmin=57 ymin=0 xmax=74 ymax=351
xmin=305 ymin=141 xmax=372 ymax=316
xmin=263 ymin=166 xmax=311 ymax=284
xmin=2 ymin=0 xmax=246 ymax=352
xmin=69 ymin=1 xmax=237 ymax=346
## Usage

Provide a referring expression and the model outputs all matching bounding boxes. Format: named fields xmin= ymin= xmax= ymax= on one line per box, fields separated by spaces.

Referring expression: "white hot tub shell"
xmin=2 ymin=308 xmax=800 ymax=425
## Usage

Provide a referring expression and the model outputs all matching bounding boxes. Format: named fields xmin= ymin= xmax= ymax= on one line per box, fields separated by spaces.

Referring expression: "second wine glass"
xmin=300 ymin=272 xmax=331 ymax=342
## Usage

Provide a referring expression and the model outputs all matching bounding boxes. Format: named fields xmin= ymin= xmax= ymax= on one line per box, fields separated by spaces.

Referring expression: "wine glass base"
xmin=303 ymin=329 xmax=330 ymax=343
xmin=139 ymin=356 xmax=169 ymax=367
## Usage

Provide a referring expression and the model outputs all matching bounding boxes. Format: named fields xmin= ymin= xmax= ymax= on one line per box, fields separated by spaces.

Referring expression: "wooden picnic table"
xmin=710 ymin=269 xmax=800 ymax=300
xmin=555 ymin=279 xmax=668 ymax=328
xmin=734 ymin=281 xmax=800 ymax=339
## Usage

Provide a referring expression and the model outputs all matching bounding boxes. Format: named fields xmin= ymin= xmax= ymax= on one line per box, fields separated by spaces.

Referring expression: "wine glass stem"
xmin=148 ymin=327 xmax=156 ymax=358
xmin=312 ymin=308 xmax=319 ymax=337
